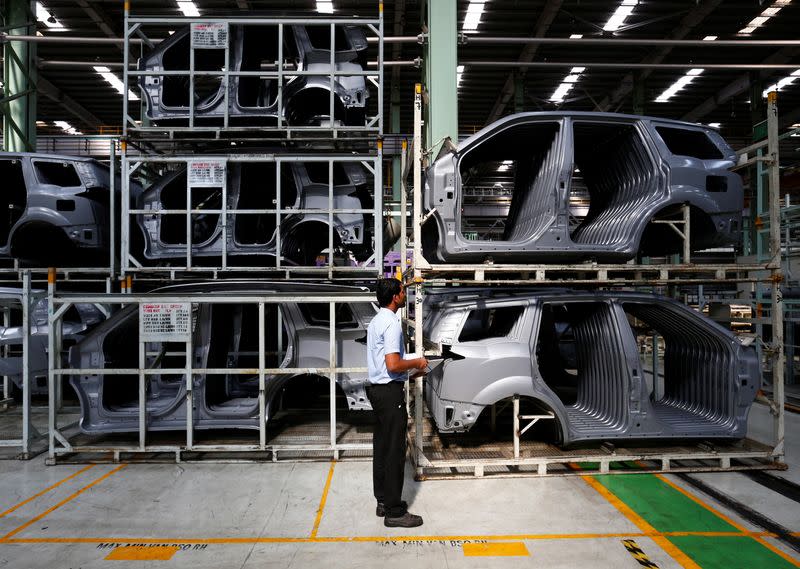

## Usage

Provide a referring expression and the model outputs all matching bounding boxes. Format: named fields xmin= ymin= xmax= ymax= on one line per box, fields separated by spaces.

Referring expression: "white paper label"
xmin=188 ymin=160 xmax=226 ymax=187
xmin=140 ymin=303 xmax=192 ymax=342
xmin=190 ymin=22 xmax=228 ymax=49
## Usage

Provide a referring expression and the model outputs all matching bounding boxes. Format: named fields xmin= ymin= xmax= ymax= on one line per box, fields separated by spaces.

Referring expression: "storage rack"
xmin=45 ymin=287 xmax=375 ymax=464
xmin=404 ymin=85 xmax=787 ymax=479
xmin=122 ymin=9 xmax=384 ymax=140
xmin=120 ymin=151 xmax=383 ymax=278
xmin=41 ymin=6 xmax=388 ymax=464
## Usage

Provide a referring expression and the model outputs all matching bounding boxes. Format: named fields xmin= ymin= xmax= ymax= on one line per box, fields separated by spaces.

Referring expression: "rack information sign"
xmin=140 ymin=303 xmax=192 ymax=342
xmin=190 ymin=23 xmax=228 ymax=49
xmin=188 ymin=160 xmax=226 ymax=187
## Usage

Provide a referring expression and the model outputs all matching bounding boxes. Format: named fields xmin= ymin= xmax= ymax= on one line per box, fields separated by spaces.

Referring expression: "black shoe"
xmin=376 ymin=500 xmax=408 ymax=517
xmin=384 ymin=512 xmax=423 ymax=528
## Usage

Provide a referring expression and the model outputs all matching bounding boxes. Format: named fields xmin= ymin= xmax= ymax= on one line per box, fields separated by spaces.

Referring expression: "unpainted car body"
xmin=0 ymin=153 xmax=122 ymax=264
xmin=139 ymin=24 xmax=369 ymax=126
xmin=136 ymin=161 xmax=376 ymax=265
xmin=423 ymin=289 xmax=759 ymax=444
xmin=0 ymin=289 xmax=107 ymax=395
xmin=69 ymin=282 xmax=376 ymax=434
xmin=423 ymin=112 xmax=743 ymax=263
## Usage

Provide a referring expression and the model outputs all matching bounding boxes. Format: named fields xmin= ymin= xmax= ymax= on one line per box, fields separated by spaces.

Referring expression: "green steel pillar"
xmin=2 ymin=0 xmax=36 ymax=152
xmin=423 ymin=0 xmax=458 ymax=156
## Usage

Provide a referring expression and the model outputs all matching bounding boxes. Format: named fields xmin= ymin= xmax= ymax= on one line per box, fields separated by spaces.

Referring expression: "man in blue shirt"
xmin=366 ymin=278 xmax=428 ymax=528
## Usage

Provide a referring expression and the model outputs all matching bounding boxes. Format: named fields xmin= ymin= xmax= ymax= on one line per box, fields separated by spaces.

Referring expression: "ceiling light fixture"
xmin=703 ymin=36 xmax=717 ymax=41
xmin=54 ymin=121 xmax=82 ymax=135
xmin=654 ymin=68 xmax=704 ymax=102
xmin=316 ymin=1 xmax=334 ymax=13
xmin=94 ymin=66 xmax=140 ymax=101
xmin=457 ymin=65 xmax=465 ymax=88
xmin=708 ymin=122 xmax=721 ymax=129
xmin=738 ymin=0 xmax=791 ymax=34
xmin=549 ymin=67 xmax=586 ymax=103
xmin=762 ymin=69 xmax=800 ymax=98
xmin=603 ymin=0 xmax=638 ymax=33
xmin=463 ymin=1 xmax=488 ymax=33
xmin=36 ymin=2 xmax=64 ymax=30
xmin=569 ymin=34 xmax=583 ymax=39
xmin=176 ymin=1 xmax=200 ymax=17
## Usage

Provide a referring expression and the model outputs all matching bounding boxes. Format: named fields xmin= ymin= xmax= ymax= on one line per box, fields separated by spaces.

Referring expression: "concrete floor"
xmin=0 ymin=403 xmax=796 ymax=568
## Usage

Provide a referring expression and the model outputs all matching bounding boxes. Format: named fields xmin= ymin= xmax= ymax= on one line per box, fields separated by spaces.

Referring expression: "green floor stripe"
xmin=596 ymin=474 xmax=734 ymax=533
xmin=593 ymin=474 xmax=800 ymax=568
xmin=668 ymin=536 xmax=797 ymax=569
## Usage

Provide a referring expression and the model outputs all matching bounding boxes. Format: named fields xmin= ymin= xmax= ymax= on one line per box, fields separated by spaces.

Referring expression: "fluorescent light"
xmin=457 ymin=65 xmax=465 ymax=88
xmin=36 ymin=2 xmax=64 ymax=29
xmin=316 ymin=1 xmax=334 ymax=13
xmin=54 ymin=121 xmax=82 ymax=135
xmin=569 ymin=34 xmax=583 ymax=39
xmin=762 ymin=69 xmax=800 ymax=98
xmin=94 ymin=65 xmax=140 ymax=101
xmin=708 ymin=122 xmax=721 ymax=129
xmin=703 ymin=36 xmax=717 ymax=41
xmin=463 ymin=1 xmax=487 ymax=32
xmin=35 ymin=121 xmax=47 ymax=127
xmin=738 ymin=0 xmax=791 ymax=34
xmin=655 ymin=69 xmax=704 ymax=102
xmin=549 ymin=67 xmax=586 ymax=103
xmin=603 ymin=1 xmax=638 ymax=32
xmin=176 ymin=1 xmax=200 ymax=17
xmin=497 ymin=159 xmax=513 ymax=172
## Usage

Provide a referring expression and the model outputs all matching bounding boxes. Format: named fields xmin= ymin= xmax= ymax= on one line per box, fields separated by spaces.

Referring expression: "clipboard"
xmin=425 ymin=358 xmax=445 ymax=373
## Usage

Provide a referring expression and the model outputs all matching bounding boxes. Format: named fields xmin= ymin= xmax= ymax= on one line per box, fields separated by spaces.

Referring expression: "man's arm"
xmin=385 ymin=352 xmax=428 ymax=375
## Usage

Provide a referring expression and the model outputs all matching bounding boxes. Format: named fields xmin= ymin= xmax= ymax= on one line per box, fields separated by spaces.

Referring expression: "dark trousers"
xmin=366 ymin=381 xmax=408 ymax=518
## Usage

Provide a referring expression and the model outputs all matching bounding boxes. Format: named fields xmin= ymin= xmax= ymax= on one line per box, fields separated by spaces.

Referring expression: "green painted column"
xmin=423 ymin=0 xmax=458 ymax=156
xmin=3 ymin=0 xmax=36 ymax=152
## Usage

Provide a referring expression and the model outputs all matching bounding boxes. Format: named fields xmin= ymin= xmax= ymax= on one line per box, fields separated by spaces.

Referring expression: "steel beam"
xmin=485 ymin=0 xmax=563 ymax=124
xmin=36 ymin=74 xmax=102 ymax=129
xmin=424 ymin=0 xmax=457 ymax=155
xmin=2 ymin=0 xmax=36 ymax=151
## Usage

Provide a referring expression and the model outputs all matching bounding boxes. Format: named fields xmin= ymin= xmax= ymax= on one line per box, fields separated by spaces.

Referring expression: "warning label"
xmin=140 ymin=303 xmax=192 ymax=342
xmin=190 ymin=22 xmax=228 ymax=49
xmin=188 ymin=160 xmax=226 ymax=187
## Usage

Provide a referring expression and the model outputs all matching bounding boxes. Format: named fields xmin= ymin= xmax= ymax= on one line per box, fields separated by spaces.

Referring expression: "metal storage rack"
xmin=120 ymin=150 xmax=384 ymax=278
xmin=403 ymin=85 xmax=787 ymax=478
xmin=45 ymin=286 xmax=375 ymax=464
xmin=41 ymin=6 xmax=389 ymax=464
xmin=122 ymin=9 xmax=384 ymax=140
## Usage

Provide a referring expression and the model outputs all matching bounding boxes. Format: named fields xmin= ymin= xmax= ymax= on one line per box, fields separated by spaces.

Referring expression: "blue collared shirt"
xmin=367 ymin=307 xmax=406 ymax=384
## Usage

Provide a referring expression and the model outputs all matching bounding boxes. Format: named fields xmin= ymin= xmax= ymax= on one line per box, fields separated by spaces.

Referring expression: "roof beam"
xmin=484 ymin=0 xmax=563 ymax=124
xmin=596 ymin=0 xmax=723 ymax=112
xmin=36 ymin=75 xmax=103 ymax=129
xmin=682 ymin=46 xmax=800 ymax=123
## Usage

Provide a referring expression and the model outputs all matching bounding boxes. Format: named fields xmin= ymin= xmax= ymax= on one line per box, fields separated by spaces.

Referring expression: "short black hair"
xmin=376 ymin=278 xmax=403 ymax=307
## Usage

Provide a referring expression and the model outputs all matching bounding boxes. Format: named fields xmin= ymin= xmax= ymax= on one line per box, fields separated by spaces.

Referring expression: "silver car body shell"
xmin=68 ymin=282 xmax=376 ymax=434
xmin=423 ymin=112 xmax=743 ymax=263
xmin=423 ymin=289 xmax=760 ymax=445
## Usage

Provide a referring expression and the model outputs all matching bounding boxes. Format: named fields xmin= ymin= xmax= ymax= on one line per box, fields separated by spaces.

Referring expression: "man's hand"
xmin=385 ymin=354 xmax=430 ymax=375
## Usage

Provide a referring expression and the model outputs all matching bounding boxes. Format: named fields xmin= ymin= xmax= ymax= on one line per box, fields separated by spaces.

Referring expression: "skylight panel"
xmin=654 ymin=69 xmax=704 ymax=102
xmin=603 ymin=0 xmax=638 ymax=32
xmin=176 ymin=1 xmax=200 ymax=17
xmin=463 ymin=1 xmax=488 ymax=33
xmin=738 ymin=0 xmax=791 ymax=34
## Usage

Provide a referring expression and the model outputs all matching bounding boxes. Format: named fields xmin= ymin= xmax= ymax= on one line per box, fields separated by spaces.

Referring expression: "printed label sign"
xmin=140 ymin=303 xmax=192 ymax=342
xmin=188 ymin=160 xmax=226 ymax=187
xmin=190 ymin=22 xmax=228 ymax=49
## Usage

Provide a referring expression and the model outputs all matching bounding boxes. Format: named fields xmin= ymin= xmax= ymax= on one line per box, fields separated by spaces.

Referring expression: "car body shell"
xmin=423 ymin=288 xmax=759 ymax=444
xmin=423 ymin=112 xmax=743 ymax=263
xmin=68 ymin=281 xmax=376 ymax=434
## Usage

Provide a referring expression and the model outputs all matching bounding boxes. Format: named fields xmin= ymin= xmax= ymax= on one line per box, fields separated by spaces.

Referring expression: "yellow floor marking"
xmin=463 ymin=542 xmax=529 ymax=557
xmin=622 ymin=538 xmax=660 ymax=568
xmin=656 ymin=474 xmax=800 ymax=568
xmin=0 ymin=464 xmax=95 ymax=519
xmin=0 ymin=464 xmax=126 ymax=542
xmin=310 ymin=460 xmax=336 ymax=538
xmin=3 ymin=530 xmax=771 ymax=546
xmin=580 ymin=475 xmax=701 ymax=569
xmin=106 ymin=545 xmax=180 ymax=561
